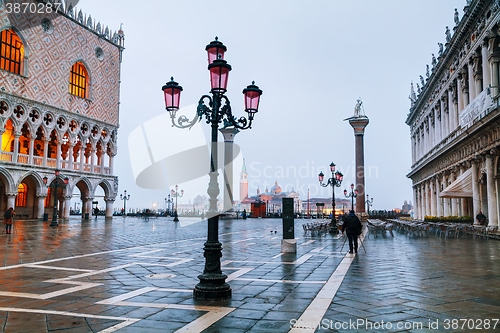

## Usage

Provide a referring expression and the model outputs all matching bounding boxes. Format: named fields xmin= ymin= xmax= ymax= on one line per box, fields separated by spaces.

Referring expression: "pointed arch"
xmin=96 ymin=179 xmax=113 ymax=198
xmin=69 ymin=60 xmax=92 ymax=99
xmin=0 ymin=167 xmax=16 ymax=193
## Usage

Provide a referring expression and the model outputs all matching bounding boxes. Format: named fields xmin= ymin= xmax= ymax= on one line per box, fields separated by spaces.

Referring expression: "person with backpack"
xmin=3 ymin=207 xmax=15 ymax=234
xmin=342 ymin=210 xmax=362 ymax=254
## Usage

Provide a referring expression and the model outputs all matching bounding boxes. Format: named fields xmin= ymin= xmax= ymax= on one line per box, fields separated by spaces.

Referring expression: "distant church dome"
xmin=270 ymin=181 xmax=282 ymax=194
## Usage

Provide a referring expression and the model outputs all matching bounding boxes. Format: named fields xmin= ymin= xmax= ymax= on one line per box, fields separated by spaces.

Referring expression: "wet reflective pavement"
xmin=0 ymin=217 xmax=499 ymax=332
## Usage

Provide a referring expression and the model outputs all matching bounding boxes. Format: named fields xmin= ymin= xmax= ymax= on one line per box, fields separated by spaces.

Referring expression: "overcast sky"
xmin=72 ymin=0 xmax=463 ymax=211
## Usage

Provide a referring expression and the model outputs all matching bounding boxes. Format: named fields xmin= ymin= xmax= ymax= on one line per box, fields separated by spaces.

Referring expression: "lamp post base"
xmin=194 ymin=274 xmax=231 ymax=300
xmin=329 ymin=219 xmax=338 ymax=234
xmin=50 ymin=220 xmax=58 ymax=227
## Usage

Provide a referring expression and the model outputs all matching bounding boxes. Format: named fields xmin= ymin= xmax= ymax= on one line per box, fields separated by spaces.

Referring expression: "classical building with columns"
xmin=407 ymin=0 xmax=500 ymax=226
xmin=0 ymin=1 xmax=124 ymax=219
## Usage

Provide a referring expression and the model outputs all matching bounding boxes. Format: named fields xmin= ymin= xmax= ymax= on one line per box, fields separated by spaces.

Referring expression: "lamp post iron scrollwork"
xmin=120 ymin=190 xmax=130 ymax=216
xmin=161 ymin=36 xmax=263 ymax=300
xmin=170 ymin=185 xmax=184 ymax=222
xmin=318 ymin=162 xmax=343 ymax=234
xmin=344 ymin=183 xmax=358 ymax=211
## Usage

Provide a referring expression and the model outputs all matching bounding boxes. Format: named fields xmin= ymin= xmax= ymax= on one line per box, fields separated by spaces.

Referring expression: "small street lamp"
xmin=171 ymin=185 xmax=184 ymax=222
xmin=366 ymin=195 xmax=374 ymax=215
xmin=120 ymin=190 xmax=130 ymax=216
xmin=318 ymin=162 xmax=343 ymax=234
xmin=344 ymin=183 xmax=358 ymax=211
xmin=43 ymin=169 xmax=69 ymax=227
xmin=162 ymin=37 xmax=262 ymax=300
xmin=165 ymin=194 xmax=174 ymax=216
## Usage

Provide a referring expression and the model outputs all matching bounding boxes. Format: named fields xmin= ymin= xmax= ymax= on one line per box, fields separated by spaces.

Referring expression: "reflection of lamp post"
xmin=366 ymin=195 xmax=373 ymax=215
xmin=162 ymin=37 xmax=262 ymax=300
xmin=165 ymin=194 xmax=174 ymax=215
xmin=319 ymin=162 xmax=344 ymax=234
xmin=171 ymin=185 xmax=184 ymax=222
xmin=43 ymin=169 xmax=68 ymax=227
xmin=344 ymin=183 xmax=358 ymax=211
xmin=120 ymin=190 xmax=130 ymax=216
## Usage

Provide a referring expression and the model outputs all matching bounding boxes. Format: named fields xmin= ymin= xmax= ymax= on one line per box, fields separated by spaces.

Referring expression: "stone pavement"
xmin=0 ymin=217 xmax=499 ymax=332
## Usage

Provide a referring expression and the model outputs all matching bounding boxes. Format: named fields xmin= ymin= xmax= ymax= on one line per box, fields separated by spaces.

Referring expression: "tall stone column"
xmin=56 ymin=140 xmax=62 ymax=169
xmin=473 ymin=56 xmax=483 ymax=96
xmin=43 ymin=138 xmax=49 ymax=167
xmin=413 ymin=186 xmax=418 ymax=219
xmin=436 ymin=177 xmax=442 ymax=217
xmin=457 ymin=76 xmax=464 ymax=116
xmin=37 ymin=195 xmax=46 ymax=219
xmin=442 ymin=173 xmax=450 ymax=217
xmin=430 ymin=179 xmax=436 ymax=216
xmin=81 ymin=197 xmax=88 ymax=219
xmin=86 ymin=197 xmax=94 ymax=218
xmin=348 ymin=116 xmax=369 ymax=213
xmin=485 ymin=152 xmax=498 ymax=226
xmin=460 ymin=164 xmax=468 ymax=217
xmin=472 ymin=159 xmax=480 ymax=223
xmin=483 ymin=39 xmax=491 ymax=89
xmin=219 ymin=127 xmax=239 ymax=212
xmin=79 ymin=145 xmax=85 ymax=172
xmin=104 ymin=198 xmax=115 ymax=218
xmin=434 ymin=107 xmax=441 ymax=144
xmin=468 ymin=58 xmax=476 ymax=101
xmin=440 ymin=96 xmax=447 ymax=138
xmin=63 ymin=195 xmax=72 ymax=218
xmin=421 ymin=183 xmax=426 ymax=219
xmin=449 ymin=170 xmax=458 ymax=216
xmin=28 ymin=134 xmax=35 ymax=164
xmin=12 ymin=132 xmax=20 ymax=163
xmin=424 ymin=181 xmax=430 ymax=217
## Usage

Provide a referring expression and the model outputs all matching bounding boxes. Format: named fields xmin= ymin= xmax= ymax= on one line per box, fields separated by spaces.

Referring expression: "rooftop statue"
xmin=432 ymin=54 xmax=437 ymax=67
xmin=454 ymin=8 xmax=460 ymax=25
xmin=426 ymin=65 xmax=430 ymax=78
xmin=445 ymin=26 xmax=451 ymax=43
xmin=438 ymin=42 xmax=444 ymax=57
xmin=417 ymin=83 xmax=421 ymax=94
xmin=419 ymin=75 xmax=425 ymax=87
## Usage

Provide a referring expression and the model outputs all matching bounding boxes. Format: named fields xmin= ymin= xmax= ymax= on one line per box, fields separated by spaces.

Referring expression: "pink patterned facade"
xmin=0 ymin=0 xmax=124 ymax=219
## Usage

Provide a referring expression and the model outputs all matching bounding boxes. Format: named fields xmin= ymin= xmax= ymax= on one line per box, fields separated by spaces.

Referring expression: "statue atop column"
xmin=353 ymin=98 xmax=365 ymax=117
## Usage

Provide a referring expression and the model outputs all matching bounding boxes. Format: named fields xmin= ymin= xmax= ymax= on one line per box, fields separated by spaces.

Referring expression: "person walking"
xmin=342 ymin=210 xmax=362 ymax=254
xmin=3 ymin=207 xmax=15 ymax=234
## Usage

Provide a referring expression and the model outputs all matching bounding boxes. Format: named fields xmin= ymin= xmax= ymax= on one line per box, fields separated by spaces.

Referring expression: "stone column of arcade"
xmin=219 ymin=128 xmax=239 ymax=213
xmin=345 ymin=100 xmax=369 ymax=216
xmin=105 ymin=198 xmax=115 ymax=218
xmin=37 ymin=195 xmax=46 ymax=219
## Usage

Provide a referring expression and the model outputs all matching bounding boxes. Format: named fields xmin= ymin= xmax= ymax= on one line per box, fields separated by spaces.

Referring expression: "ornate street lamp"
xmin=165 ymin=194 xmax=174 ymax=216
xmin=366 ymin=195 xmax=374 ymax=216
xmin=43 ymin=169 xmax=69 ymax=227
xmin=162 ymin=37 xmax=262 ymax=300
xmin=170 ymin=185 xmax=184 ymax=222
xmin=120 ymin=190 xmax=130 ymax=216
xmin=318 ymin=162 xmax=343 ymax=234
xmin=344 ymin=183 xmax=358 ymax=211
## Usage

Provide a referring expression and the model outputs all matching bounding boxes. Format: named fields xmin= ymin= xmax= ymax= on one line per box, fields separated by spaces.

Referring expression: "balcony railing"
xmin=0 ymin=152 xmax=112 ymax=176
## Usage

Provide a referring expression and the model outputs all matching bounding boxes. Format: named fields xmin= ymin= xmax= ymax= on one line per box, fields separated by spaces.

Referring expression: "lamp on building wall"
xmin=120 ymin=190 xmax=130 ymax=216
xmin=43 ymin=169 xmax=69 ymax=227
xmin=318 ymin=162 xmax=344 ymax=234
xmin=161 ymin=37 xmax=262 ymax=300
xmin=344 ymin=183 xmax=358 ymax=211
xmin=171 ymin=185 xmax=184 ymax=222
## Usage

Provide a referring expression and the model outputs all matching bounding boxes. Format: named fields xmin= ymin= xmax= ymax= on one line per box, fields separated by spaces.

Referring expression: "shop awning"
xmin=439 ymin=168 xmax=472 ymax=198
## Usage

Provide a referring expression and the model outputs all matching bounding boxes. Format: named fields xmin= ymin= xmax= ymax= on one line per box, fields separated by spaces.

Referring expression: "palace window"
xmin=69 ymin=62 xmax=87 ymax=98
xmin=16 ymin=183 xmax=27 ymax=207
xmin=0 ymin=29 xmax=24 ymax=75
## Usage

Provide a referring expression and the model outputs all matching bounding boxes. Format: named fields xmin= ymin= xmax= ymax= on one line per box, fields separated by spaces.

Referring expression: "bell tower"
xmin=240 ymin=158 xmax=248 ymax=200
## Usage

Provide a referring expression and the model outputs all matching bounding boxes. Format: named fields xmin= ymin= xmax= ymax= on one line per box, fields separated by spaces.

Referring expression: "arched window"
xmin=16 ymin=183 xmax=27 ymax=207
xmin=69 ymin=62 xmax=87 ymax=98
xmin=0 ymin=29 xmax=24 ymax=75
